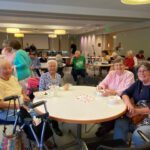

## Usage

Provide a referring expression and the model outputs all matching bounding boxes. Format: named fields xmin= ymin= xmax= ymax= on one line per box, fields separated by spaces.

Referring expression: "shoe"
xmin=54 ymin=128 xmax=63 ymax=136
xmin=95 ymin=126 xmax=112 ymax=137
xmin=45 ymin=140 xmax=55 ymax=149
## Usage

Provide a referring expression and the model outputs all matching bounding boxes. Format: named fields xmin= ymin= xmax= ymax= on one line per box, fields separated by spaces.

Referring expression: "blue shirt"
xmin=122 ymin=80 xmax=150 ymax=105
xmin=39 ymin=72 xmax=61 ymax=91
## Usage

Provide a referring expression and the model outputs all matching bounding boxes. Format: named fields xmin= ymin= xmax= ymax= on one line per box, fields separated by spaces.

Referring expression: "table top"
xmin=34 ymin=86 xmax=126 ymax=124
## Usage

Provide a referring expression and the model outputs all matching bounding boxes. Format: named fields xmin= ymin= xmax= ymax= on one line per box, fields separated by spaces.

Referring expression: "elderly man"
xmin=71 ymin=50 xmax=86 ymax=84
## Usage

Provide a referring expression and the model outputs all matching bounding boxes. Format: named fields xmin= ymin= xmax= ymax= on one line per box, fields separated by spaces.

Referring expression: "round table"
xmin=34 ymin=86 xmax=126 ymax=124
xmin=34 ymin=86 xmax=126 ymax=149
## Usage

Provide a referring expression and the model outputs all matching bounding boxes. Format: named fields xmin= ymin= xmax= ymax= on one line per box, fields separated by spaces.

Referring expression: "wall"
xmin=80 ymin=34 xmax=107 ymax=57
xmin=23 ymin=34 xmax=49 ymax=49
xmin=0 ymin=33 xmax=79 ymax=51
xmin=115 ymin=28 xmax=150 ymax=58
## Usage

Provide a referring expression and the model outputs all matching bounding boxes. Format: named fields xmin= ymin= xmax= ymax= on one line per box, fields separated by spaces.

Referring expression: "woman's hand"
xmin=126 ymin=101 xmax=135 ymax=114
xmin=96 ymin=86 xmax=104 ymax=91
xmin=101 ymin=89 xmax=117 ymax=96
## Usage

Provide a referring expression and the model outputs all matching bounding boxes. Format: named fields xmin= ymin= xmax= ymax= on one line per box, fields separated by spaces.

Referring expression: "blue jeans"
xmin=132 ymin=125 xmax=150 ymax=147
xmin=113 ymin=117 xmax=135 ymax=141
xmin=0 ymin=109 xmax=38 ymax=122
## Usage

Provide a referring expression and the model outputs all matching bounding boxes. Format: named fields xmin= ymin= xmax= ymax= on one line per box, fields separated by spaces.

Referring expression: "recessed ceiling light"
xmin=54 ymin=30 xmax=66 ymax=35
xmin=6 ymin=28 xmax=20 ymax=33
xmin=121 ymin=0 xmax=150 ymax=5
xmin=14 ymin=33 xmax=24 ymax=38
xmin=48 ymin=34 xmax=57 ymax=38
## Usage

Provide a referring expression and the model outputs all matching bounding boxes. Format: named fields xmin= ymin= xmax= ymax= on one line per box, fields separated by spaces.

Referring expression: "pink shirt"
xmin=98 ymin=70 xmax=135 ymax=95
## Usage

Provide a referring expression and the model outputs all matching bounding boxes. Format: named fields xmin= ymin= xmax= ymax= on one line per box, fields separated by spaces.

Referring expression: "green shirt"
xmin=73 ymin=55 xmax=85 ymax=70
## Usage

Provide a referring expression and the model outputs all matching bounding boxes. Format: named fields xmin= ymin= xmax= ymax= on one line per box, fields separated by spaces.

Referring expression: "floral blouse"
xmin=39 ymin=72 xmax=61 ymax=91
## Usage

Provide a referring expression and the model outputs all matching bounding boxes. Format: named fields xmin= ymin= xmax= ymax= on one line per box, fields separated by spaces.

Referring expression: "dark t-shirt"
xmin=122 ymin=80 xmax=150 ymax=105
xmin=40 ymin=57 xmax=47 ymax=63
xmin=70 ymin=44 xmax=77 ymax=54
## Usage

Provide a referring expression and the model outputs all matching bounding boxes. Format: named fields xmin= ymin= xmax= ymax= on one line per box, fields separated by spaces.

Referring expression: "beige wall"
xmin=0 ymin=33 xmax=79 ymax=52
xmin=115 ymin=28 xmax=150 ymax=58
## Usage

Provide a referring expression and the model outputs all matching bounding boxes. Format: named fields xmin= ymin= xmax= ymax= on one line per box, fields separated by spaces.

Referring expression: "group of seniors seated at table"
xmin=114 ymin=61 xmax=150 ymax=147
xmin=96 ymin=57 xmax=135 ymax=137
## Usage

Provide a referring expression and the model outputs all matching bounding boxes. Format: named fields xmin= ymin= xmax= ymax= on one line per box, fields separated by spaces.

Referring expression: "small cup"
xmin=63 ymin=83 xmax=70 ymax=91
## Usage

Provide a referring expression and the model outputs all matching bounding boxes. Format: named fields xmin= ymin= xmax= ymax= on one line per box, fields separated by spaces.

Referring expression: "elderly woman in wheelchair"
xmin=0 ymin=59 xmax=54 ymax=149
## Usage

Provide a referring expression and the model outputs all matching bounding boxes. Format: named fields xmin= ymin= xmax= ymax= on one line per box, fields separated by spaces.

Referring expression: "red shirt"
xmin=124 ymin=57 xmax=134 ymax=70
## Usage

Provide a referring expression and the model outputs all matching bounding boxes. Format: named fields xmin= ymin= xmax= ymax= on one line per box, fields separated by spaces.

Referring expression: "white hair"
xmin=0 ymin=59 xmax=11 ymax=68
xmin=47 ymin=60 xmax=58 ymax=68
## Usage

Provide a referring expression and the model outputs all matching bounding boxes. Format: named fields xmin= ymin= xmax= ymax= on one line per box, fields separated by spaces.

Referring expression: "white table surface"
xmin=34 ymin=86 xmax=126 ymax=124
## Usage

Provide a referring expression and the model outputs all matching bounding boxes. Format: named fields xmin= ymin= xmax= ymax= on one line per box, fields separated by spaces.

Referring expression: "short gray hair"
xmin=47 ymin=60 xmax=58 ymax=68
xmin=140 ymin=61 xmax=150 ymax=71
xmin=112 ymin=57 xmax=124 ymax=64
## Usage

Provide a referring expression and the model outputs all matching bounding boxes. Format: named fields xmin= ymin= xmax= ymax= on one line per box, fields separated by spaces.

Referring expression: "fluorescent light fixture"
xmin=14 ymin=33 xmax=24 ymax=38
xmin=6 ymin=28 xmax=20 ymax=33
xmin=54 ymin=29 xmax=66 ymax=35
xmin=113 ymin=35 xmax=117 ymax=39
xmin=48 ymin=34 xmax=57 ymax=38
xmin=121 ymin=0 xmax=150 ymax=5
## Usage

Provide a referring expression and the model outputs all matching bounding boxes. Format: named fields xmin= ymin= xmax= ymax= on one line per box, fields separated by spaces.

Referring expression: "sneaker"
xmin=54 ymin=128 xmax=63 ymax=136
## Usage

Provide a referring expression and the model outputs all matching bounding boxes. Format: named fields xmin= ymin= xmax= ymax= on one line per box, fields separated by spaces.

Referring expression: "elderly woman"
xmin=97 ymin=58 xmax=135 ymax=96
xmin=0 ymin=59 xmax=55 ymax=148
xmin=0 ymin=59 xmax=30 ymax=122
xmin=39 ymin=60 xmax=63 ymax=136
xmin=1 ymin=39 xmax=15 ymax=65
xmin=9 ymin=40 xmax=31 ymax=91
xmin=114 ymin=61 xmax=150 ymax=147
xmin=96 ymin=58 xmax=135 ymax=137
xmin=39 ymin=60 xmax=61 ymax=90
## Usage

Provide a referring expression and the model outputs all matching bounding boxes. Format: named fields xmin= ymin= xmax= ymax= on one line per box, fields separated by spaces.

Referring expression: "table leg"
xmin=57 ymin=124 xmax=88 ymax=150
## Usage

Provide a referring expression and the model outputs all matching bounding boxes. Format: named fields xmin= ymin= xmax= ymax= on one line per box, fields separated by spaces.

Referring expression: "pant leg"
xmin=35 ymin=69 xmax=41 ymax=77
xmin=71 ymin=68 xmax=78 ymax=82
xmin=113 ymin=117 xmax=130 ymax=142
xmin=0 ymin=110 xmax=16 ymax=122
xmin=132 ymin=125 xmax=150 ymax=147
xmin=80 ymin=69 xmax=86 ymax=78
xmin=51 ymin=120 xmax=59 ymax=129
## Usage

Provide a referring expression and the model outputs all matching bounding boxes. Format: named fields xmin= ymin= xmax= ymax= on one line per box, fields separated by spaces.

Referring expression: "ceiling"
xmin=0 ymin=0 xmax=150 ymax=35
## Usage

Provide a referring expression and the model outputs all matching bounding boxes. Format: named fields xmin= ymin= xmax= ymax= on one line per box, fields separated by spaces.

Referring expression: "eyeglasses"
xmin=138 ymin=69 xmax=149 ymax=73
